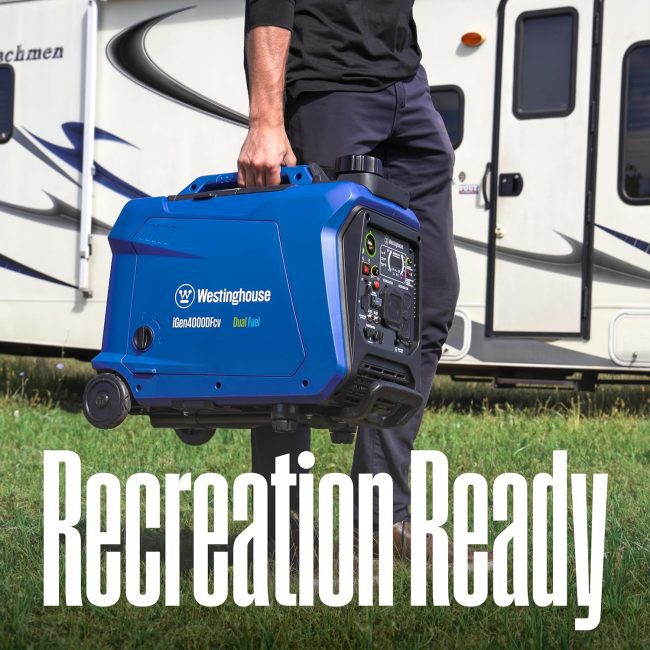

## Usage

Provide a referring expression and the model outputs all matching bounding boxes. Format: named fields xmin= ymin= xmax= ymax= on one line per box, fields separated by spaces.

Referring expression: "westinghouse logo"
xmin=197 ymin=288 xmax=272 ymax=306
xmin=174 ymin=284 xmax=195 ymax=309
xmin=175 ymin=285 xmax=272 ymax=308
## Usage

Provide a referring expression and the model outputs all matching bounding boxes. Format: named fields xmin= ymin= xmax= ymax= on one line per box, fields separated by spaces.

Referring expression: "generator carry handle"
xmin=338 ymin=381 xmax=423 ymax=429
xmin=174 ymin=163 xmax=330 ymax=198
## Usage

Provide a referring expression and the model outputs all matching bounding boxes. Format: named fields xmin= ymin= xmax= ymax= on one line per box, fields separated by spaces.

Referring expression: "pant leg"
xmin=250 ymin=424 xmax=310 ymax=547
xmin=350 ymin=66 xmax=459 ymax=524
xmin=251 ymin=85 xmax=397 ymax=539
xmin=284 ymin=86 xmax=395 ymax=174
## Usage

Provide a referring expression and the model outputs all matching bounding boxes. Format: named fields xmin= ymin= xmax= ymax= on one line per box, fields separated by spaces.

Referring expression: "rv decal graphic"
xmin=454 ymin=232 xmax=650 ymax=287
xmin=106 ymin=6 xmax=249 ymax=127
xmin=596 ymin=224 xmax=650 ymax=255
xmin=13 ymin=128 xmax=79 ymax=187
xmin=0 ymin=44 xmax=63 ymax=64
xmin=0 ymin=252 xmax=76 ymax=289
xmin=0 ymin=193 xmax=111 ymax=235
xmin=27 ymin=122 xmax=149 ymax=200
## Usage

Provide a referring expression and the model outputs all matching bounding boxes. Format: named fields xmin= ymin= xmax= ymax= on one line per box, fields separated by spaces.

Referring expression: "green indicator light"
xmin=366 ymin=233 xmax=376 ymax=257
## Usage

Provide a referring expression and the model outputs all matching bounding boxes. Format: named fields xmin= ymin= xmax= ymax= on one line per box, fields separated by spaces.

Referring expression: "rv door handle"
xmin=481 ymin=162 xmax=492 ymax=210
xmin=498 ymin=172 xmax=524 ymax=197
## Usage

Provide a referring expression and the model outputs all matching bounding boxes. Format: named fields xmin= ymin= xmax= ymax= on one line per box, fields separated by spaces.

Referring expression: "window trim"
xmin=512 ymin=7 xmax=579 ymax=120
xmin=429 ymin=84 xmax=465 ymax=149
xmin=0 ymin=64 xmax=14 ymax=144
xmin=618 ymin=40 xmax=650 ymax=206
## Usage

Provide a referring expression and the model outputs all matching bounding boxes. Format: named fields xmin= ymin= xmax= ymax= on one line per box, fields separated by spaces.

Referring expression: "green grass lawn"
xmin=0 ymin=356 xmax=648 ymax=649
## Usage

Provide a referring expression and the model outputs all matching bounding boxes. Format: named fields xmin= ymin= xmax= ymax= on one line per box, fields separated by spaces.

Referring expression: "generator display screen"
xmin=380 ymin=244 xmax=408 ymax=282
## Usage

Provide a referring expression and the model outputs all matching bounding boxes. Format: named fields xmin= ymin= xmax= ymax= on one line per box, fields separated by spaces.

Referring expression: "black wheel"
xmin=83 ymin=373 xmax=131 ymax=429
xmin=174 ymin=428 xmax=216 ymax=446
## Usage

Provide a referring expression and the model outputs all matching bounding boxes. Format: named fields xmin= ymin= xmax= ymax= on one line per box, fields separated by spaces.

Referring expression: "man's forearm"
xmin=237 ymin=25 xmax=296 ymax=186
xmin=246 ymin=27 xmax=291 ymax=127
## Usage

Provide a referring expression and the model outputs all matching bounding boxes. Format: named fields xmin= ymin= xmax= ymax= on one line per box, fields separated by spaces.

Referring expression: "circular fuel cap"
xmin=133 ymin=325 xmax=154 ymax=351
xmin=335 ymin=154 xmax=384 ymax=177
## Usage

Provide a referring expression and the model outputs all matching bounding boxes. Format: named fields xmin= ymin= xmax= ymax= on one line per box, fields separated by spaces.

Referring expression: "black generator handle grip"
xmin=338 ymin=381 xmax=423 ymax=429
xmin=176 ymin=165 xmax=318 ymax=196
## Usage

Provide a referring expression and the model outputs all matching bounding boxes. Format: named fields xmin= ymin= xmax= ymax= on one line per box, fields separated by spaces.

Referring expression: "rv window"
xmin=620 ymin=42 xmax=650 ymax=204
xmin=0 ymin=65 xmax=14 ymax=144
xmin=513 ymin=10 xmax=577 ymax=119
xmin=430 ymin=86 xmax=464 ymax=149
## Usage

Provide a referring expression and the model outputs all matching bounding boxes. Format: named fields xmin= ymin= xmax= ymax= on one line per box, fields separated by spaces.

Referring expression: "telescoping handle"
xmin=176 ymin=164 xmax=324 ymax=197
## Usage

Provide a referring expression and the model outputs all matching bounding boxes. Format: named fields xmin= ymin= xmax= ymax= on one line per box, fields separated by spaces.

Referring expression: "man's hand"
xmin=238 ymin=26 xmax=295 ymax=187
xmin=237 ymin=121 xmax=296 ymax=187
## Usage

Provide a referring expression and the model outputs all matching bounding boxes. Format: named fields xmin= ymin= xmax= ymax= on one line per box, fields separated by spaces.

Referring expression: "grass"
xmin=0 ymin=355 xmax=648 ymax=649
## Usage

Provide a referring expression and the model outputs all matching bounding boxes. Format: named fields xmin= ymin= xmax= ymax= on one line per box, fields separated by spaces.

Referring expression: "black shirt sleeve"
xmin=245 ymin=0 xmax=295 ymax=32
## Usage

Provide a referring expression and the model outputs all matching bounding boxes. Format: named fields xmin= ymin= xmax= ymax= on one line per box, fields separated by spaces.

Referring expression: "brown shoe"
xmin=392 ymin=521 xmax=493 ymax=570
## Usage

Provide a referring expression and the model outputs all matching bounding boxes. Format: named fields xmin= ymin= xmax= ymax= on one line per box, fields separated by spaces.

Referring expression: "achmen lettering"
xmin=0 ymin=44 xmax=64 ymax=63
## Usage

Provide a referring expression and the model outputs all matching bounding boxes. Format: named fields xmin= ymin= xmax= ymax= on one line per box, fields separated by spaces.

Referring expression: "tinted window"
xmin=514 ymin=11 xmax=577 ymax=118
xmin=0 ymin=65 xmax=14 ymax=144
xmin=621 ymin=43 xmax=650 ymax=203
xmin=430 ymin=86 xmax=464 ymax=149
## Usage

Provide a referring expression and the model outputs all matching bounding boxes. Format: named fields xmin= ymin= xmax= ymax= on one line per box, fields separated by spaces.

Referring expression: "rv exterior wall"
xmin=0 ymin=0 xmax=648 ymax=377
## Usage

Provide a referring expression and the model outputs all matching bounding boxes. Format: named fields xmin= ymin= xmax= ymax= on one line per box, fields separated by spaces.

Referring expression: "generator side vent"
xmin=136 ymin=223 xmax=180 ymax=246
xmin=358 ymin=361 xmax=410 ymax=385
xmin=335 ymin=356 xmax=411 ymax=410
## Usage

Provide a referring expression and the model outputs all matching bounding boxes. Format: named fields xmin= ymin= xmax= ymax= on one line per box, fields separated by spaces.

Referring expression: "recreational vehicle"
xmin=0 ymin=0 xmax=648 ymax=386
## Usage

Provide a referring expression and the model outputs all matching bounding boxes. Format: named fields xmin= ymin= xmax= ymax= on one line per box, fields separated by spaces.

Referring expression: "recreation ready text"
xmin=43 ymin=450 xmax=607 ymax=631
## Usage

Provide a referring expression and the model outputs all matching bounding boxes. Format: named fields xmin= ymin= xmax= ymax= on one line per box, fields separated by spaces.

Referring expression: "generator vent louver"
xmin=336 ymin=357 xmax=410 ymax=410
xmin=136 ymin=223 xmax=180 ymax=246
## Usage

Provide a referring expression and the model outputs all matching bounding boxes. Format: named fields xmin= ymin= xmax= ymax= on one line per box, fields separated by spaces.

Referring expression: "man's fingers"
xmin=284 ymin=146 xmax=297 ymax=167
xmin=253 ymin=164 xmax=266 ymax=187
xmin=237 ymin=161 xmax=246 ymax=188
xmin=236 ymin=126 xmax=295 ymax=187
xmin=244 ymin=165 xmax=256 ymax=189
xmin=265 ymin=164 xmax=281 ymax=187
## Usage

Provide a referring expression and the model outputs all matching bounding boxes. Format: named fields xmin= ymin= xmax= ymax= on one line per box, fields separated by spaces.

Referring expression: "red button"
xmin=372 ymin=280 xmax=380 ymax=290
xmin=362 ymin=263 xmax=371 ymax=276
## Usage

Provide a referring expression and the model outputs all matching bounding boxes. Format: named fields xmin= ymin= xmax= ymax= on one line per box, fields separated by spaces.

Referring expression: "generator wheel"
xmin=175 ymin=428 xmax=216 ymax=446
xmin=83 ymin=373 xmax=131 ymax=429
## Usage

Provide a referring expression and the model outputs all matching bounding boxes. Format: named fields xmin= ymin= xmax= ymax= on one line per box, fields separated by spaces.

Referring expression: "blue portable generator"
xmin=83 ymin=155 xmax=423 ymax=445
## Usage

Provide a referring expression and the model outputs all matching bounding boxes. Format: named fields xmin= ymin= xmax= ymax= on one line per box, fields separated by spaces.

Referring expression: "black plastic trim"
xmin=336 ymin=171 xmax=410 ymax=209
xmin=487 ymin=331 xmax=587 ymax=340
xmin=485 ymin=0 xmax=508 ymax=337
xmin=618 ymin=39 xmax=650 ymax=206
xmin=168 ymin=185 xmax=288 ymax=201
xmin=481 ymin=162 xmax=492 ymax=210
xmin=579 ymin=0 xmax=604 ymax=341
xmin=0 ymin=64 xmax=15 ymax=144
xmin=513 ymin=7 xmax=579 ymax=120
xmin=429 ymin=84 xmax=465 ymax=149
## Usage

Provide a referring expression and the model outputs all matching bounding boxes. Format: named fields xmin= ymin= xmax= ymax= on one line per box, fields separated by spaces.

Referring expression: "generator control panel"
xmin=357 ymin=225 xmax=417 ymax=355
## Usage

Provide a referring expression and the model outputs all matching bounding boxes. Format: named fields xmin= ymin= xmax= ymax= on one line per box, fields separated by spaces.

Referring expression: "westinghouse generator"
xmin=83 ymin=155 xmax=422 ymax=445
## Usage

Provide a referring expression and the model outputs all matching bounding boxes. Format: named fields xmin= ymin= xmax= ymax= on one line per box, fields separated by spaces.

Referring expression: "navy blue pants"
xmin=252 ymin=65 xmax=459 ymax=529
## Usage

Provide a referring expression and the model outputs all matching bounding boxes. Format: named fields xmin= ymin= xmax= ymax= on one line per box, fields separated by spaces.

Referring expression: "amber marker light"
xmin=461 ymin=31 xmax=486 ymax=47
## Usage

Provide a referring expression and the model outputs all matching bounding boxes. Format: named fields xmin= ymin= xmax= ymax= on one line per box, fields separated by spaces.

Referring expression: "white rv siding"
xmin=0 ymin=0 xmax=649 ymax=377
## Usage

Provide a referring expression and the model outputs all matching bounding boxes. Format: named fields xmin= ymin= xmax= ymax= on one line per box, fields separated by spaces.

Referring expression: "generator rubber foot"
xmin=271 ymin=404 xmax=300 ymax=433
xmin=174 ymin=428 xmax=216 ymax=446
xmin=83 ymin=373 xmax=131 ymax=429
xmin=329 ymin=427 xmax=357 ymax=444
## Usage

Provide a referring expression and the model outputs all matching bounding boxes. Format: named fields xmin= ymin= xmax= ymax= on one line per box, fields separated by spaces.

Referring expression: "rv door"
xmin=487 ymin=0 xmax=598 ymax=336
xmin=0 ymin=0 xmax=95 ymax=349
